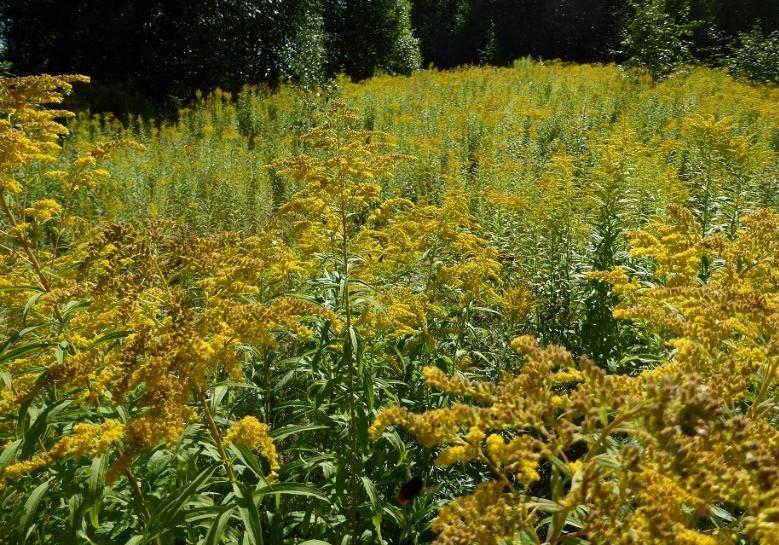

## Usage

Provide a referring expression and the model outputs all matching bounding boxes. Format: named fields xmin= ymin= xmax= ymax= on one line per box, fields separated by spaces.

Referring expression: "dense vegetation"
xmin=1 ymin=61 xmax=779 ymax=544
xmin=1 ymin=0 xmax=778 ymax=110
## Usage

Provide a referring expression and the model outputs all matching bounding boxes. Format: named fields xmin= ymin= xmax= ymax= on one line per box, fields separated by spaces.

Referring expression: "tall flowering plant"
xmin=0 ymin=76 xmax=333 ymax=543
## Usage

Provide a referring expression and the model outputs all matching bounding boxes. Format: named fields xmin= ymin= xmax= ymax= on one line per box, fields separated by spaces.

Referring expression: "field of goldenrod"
xmin=2 ymin=63 xmax=779 ymax=544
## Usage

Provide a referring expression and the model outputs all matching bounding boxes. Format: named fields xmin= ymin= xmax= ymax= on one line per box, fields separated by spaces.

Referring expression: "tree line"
xmin=0 ymin=0 xmax=777 ymax=109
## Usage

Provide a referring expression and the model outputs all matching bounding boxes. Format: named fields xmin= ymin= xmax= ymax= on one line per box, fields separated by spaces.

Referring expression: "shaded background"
xmin=1 ymin=0 xmax=777 ymax=112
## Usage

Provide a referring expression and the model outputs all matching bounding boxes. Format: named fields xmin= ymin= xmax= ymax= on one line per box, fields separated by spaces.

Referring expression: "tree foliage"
xmin=728 ymin=25 xmax=779 ymax=85
xmin=0 ymin=0 xmax=420 ymax=102
xmin=2 ymin=0 xmax=778 ymax=109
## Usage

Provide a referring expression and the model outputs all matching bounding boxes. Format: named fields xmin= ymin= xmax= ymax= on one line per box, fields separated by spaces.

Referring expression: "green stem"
xmin=124 ymin=467 xmax=163 ymax=545
xmin=0 ymin=188 xmax=65 ymax=325
xmin=341 ymin=204 xmax=360 ymax=544
xmin=199 ymin=388 xmax=237 ymax=483
xmin=583 ymin=405 xmax=643 ymax=463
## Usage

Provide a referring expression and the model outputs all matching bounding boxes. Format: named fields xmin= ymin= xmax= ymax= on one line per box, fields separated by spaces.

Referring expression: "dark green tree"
xmin=0 ymin=0 xmax=420 ymax=106
xmin=411 ymin=0 xmax=623 ymax=69
xmin=411 ymin=0 xmax=475 ymax=67
xmin=619 ymin=0 xmax=696 ymax=79
xmin=618 ymin=0 xmax=779 ymax=77
xmin=324 ymin=0 xmax=421 ymax=79
xmin=728 ymin=25 xmax=779 ymax=85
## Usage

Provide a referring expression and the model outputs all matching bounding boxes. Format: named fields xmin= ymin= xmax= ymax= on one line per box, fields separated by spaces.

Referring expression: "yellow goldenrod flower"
xmin=225 ymin=416 xmax=280 ymax=479
xmin=24 ymin=199 xmax=63 ymax=222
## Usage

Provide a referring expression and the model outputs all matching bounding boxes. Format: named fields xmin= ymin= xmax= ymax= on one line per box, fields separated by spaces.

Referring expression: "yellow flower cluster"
xmin=24 ymin=199 xmax=62 ymax=222
xmin=498 ymin=284 xmax=534 ymax=322
xmin=356 ymin=288 xmax=439 ymax=342
xmin=627 ymin=204 xmax=708 ymax=286
xmin=372 ymin=205 xmax=779 ymax=544
xmin=272 ymin=105 xmax=405 ymax=263
xmin=353 ymin=185 xmax=503 ymax=310
xmin=224 ymin=416 xmax=280 ymax=480
xmin=50 ymin=420 xmax=126 ymax=459
xmin=432 ymin=481 xmax=531 ymax=545
xmin=0 ymin=74 xmax=89 ymax=187
xmin=0 ymin=77 xmax=336 ymax=492
xmin=0 ymin=221 xmax=325 ymax=484
xmin=1 ymin=420 xmax=124 ymax=490
xmin=602 ymin=207 xmax=779 ymax=403
xmin=48 ymin=139 xmax=145 ymax=195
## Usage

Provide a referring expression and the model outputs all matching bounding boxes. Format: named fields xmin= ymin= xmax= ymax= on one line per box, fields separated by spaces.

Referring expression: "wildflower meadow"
xmin=1 ymin=61 xmax=779 ymax=544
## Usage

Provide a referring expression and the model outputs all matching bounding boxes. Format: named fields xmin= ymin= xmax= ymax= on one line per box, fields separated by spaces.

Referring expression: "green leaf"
xmin=0 ymin=284 xmax=42 ymax=293
xmin=151 ymin=463 xmax=220 ymax=530
xmin=146 ymin=450 xmax=174 ymax=480
xmin=361 ymin=476 xmax=383 ymax=541
xmin=526 ymin=498 xmax=562 ymax=513
xmin=210 ymin=385 xmax=229 ymax=413
xmin=0 ymin=325 xmax=41 ymax=355
xmin=0 ymin=370 xmax=11 ymax=390
xmin=19 ymin=479 xmax=51 ymax=543
xmin=348 ymin=326 xmax=359 ymax=354
xmin=203 ymin=505 xmax=236 ymax=545
xmin=55 ymin=341 xmax=68 ymax=365
xmin=87 ymin=455 xmax=107 ymax=528
xmin=376 ymin=430 xmax=405 ymax=457
xmin=22 ymin=400 xmax=72 ymax=458
xmin=547 ymin=454 xmax=571 ymax=476
xmin=360 ymin=475 xmax=379 ymax=511
xmin=232 ymin=443 xmax=266 ymax=479
xmin=0 ymin=342 xmax=52 ymax=366
xmin=269 ymin=424 xmax=329 ymax=442
xmin=0 ymin=438 xmax=21 ymax=471
xmin=22 ymin=290 xmax=45 ymax=318
xmin=76 ymin=528 xmax=99 ymax=545
xmin=87 ymin=330 xmax=132 ymax=348
xmin=268 ymin=512 xmax=283 ymax=544
xmin=234 ymin=483 xmax=263 ymax=545
xmin=254 ymin=482 xmax=330 ymax=503
xmin=61 ymin=299 xmax=91 ymax=320
xmin=209 ymin=380 xmax=258 ymax=390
